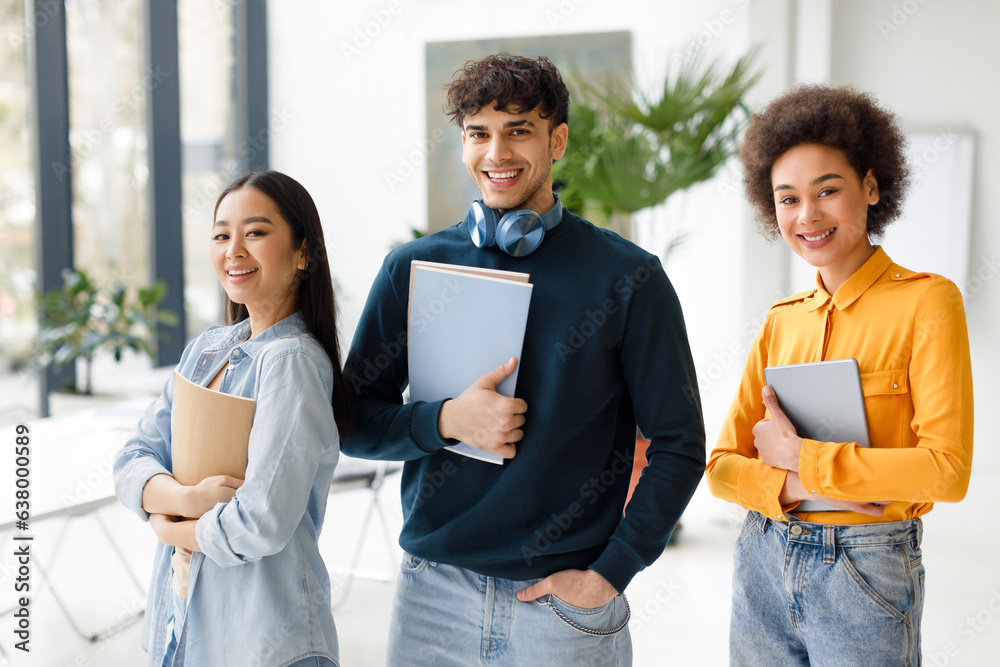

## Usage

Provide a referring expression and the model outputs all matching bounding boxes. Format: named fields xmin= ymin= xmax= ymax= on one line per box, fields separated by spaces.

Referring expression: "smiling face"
xmin=771 ymin=143 xmax=881 ymax=293
xmin=211 ymin=187 xmax=306 ymax=335
xmin=461 ymin=104 xmax=568 ymax=215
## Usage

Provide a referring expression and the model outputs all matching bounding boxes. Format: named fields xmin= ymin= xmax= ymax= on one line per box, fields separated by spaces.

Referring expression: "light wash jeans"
xmin=287 ymin=658 xmax=339 ymax=667
xmin=730 ymin=510 xmax=925 ymax=667
xmin=162 ymin=637 xmax=336 ymax=667
xmin=162 ymin=597 xmax=338 ymax=667
xmin=386 ymin=553 xmax=632 ymax=666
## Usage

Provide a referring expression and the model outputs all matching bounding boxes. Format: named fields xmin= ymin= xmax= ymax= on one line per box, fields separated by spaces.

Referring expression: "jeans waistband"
xmin=749 ymin=510 xmax=922 ymax=548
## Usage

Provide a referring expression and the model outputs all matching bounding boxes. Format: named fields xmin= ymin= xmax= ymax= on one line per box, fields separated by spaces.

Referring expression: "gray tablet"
xmin=763 ymin=358 xmax=870 ymax=513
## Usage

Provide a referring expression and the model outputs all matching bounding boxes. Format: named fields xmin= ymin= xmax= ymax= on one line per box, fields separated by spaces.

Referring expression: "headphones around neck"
xmin=465 ymin=194 xmax=563 ymax=257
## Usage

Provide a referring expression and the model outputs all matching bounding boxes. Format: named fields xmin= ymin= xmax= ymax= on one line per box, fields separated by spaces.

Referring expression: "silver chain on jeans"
xmin=540 ymin=595 xmax=631 ymax=636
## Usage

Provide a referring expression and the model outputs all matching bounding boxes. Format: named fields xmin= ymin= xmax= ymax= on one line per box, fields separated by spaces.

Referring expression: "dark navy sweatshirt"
xmin=342 ymin=210 xmax=705 ymax=593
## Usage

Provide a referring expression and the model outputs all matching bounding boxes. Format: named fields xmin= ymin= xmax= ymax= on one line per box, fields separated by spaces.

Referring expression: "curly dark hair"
xmin=444 ymin=53 xmax=569 ymax=131
xmin=740 ymin=84 xmax=909 ymax=239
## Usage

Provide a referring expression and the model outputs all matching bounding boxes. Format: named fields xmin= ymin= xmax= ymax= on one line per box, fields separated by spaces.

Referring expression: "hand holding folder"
xmin=761 ymin=360 xmax=889 ymax=514
xmin=169 ymin=372 xmax=255 ymax=597
xmin=407 ymin=261 xmax=533 ymax=464
xmin=437 ymin=357 xmax=527 ymax=461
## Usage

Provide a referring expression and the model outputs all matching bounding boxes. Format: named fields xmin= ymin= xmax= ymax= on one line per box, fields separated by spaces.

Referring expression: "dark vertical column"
xmin=143 ymin=0 xmax=186 ymax=365
xmin=235 ymin=0 xmax=269 ymax=173
xmin=26 ymin=0 xmax=74 ymax=416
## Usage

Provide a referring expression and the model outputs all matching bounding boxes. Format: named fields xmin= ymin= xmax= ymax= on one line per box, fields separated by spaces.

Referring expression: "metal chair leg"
xmin=22 ymin=510 xmax=146 ymax=642
xmin=329 ymin=461 xmax=400 ymax=609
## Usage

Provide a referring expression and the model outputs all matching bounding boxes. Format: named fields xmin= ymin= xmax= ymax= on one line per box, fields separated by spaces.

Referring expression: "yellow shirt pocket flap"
xmin=861 ymin=368 xmax=908 ymax=396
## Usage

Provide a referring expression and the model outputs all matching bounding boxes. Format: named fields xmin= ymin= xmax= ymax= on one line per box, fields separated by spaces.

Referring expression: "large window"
xmin=179 ymin=0 xmax=236 ymax=334
xmin=66 ymin=0 xmax=149 ymax=290
xmin=0 ymin=0 xmax=250 ymax=421
xmin=0 ymin=0 xmax=36 ymax=418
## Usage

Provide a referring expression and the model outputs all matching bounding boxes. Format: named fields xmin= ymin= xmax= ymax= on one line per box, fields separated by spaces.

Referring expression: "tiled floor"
xmin=2 ymin=465 xmax=998 ymax=666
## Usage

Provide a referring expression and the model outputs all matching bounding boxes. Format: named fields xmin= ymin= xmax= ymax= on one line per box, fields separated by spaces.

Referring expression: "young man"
xmin=343 ymin=54 xmax=705 ymax=665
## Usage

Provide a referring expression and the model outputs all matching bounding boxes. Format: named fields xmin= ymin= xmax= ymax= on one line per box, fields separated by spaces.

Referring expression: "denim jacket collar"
xmin=201 ymin=312 xmax=306 ymax=358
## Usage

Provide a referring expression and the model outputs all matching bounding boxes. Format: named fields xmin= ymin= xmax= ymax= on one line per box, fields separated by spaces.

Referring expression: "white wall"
xmin=267 ymin=0 xmax=997 ymax=466
xmin=826 ymin=0 xmax=999 ymax=466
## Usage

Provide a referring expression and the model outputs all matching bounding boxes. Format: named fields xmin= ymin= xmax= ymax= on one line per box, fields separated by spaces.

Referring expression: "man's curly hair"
xmin=740 ymin=84 xmax=910 ymax=240
xmin=444 ymin=53 xmax=569 ymax=131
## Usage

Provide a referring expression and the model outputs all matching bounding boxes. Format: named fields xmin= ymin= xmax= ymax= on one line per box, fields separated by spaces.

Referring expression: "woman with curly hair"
xmin=706 ymin=85 xmax=973 ymax=665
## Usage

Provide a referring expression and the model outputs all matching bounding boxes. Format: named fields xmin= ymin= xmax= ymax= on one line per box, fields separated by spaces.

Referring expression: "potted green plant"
xmin=33 ymin=268 xmax=177 ymax=395
xmin=554 ymin=49 xmax=761 ymax=242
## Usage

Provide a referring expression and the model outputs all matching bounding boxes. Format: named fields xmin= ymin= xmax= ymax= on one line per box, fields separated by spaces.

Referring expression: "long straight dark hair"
xmin=214 ymin=170 xmax=353 ymax=434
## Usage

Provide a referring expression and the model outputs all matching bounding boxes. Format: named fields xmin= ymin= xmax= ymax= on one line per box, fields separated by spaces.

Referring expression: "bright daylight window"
xmin=0 ymin=0 xmax=239 ymax=421
xmin=179 ymin=0 xmax=236 ymax=336
xmin=66 ymin=0 xmax=150 ymax=303
xmin=0 ymin=0 xmax=37 ymax=423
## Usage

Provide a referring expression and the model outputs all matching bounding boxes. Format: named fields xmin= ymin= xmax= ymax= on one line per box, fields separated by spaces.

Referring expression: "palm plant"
xmin=554 ymin=49 xmax=761 ymax=241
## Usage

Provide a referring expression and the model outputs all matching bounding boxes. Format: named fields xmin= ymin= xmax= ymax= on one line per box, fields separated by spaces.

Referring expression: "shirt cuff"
xmin=737 ymin=464 xmax=794 ymax=521
xmin=120 ymin=461 xmax=172 ymax=522
xmin=797 ymin=438 xmax=824 ymax=498
xmin=410 ymin=399 xmax=452 ymax=453
xmin=195 ymin=502 xmax=245 ymax=569
xmin=588 ymin=539 xmax=645 ymax=595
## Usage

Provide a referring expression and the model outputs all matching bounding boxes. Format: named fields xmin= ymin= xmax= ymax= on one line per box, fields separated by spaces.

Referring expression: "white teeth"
xmin=803 ymin=229 xmax=833 ymax=242
xmin=487 ymin=170 xmax=519 ymax=182
xmin=229 ymin=268 xmax=258 ymax=276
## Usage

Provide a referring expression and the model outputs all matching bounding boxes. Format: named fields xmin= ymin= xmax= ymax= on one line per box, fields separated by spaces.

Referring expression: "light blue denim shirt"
xmin=114 ymin=313 xmax=341 ymax=666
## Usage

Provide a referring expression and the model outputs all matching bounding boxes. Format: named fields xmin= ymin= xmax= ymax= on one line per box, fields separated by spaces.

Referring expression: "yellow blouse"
xmin=706 ymin=247 xmax=974 ymax=524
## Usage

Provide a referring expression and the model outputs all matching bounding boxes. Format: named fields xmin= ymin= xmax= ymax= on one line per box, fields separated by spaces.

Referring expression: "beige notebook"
xmin=171 ymin=371 xmax=255 ymax=485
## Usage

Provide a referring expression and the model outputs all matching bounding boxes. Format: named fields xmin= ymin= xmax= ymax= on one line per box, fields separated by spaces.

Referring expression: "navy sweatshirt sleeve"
xmin=341 ymin=252 xmax=453 ymax=460
xmin=342 ymin=213 xmax=705 ymax=592
xmin=588 ymin=255 xmax=706 ymax=591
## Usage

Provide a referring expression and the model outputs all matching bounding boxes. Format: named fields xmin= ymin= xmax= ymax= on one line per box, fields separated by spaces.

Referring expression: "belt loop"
xmin=823 ymin=525 xmax=836 ymax=564
xmin=914 ymin=517 xmax=923 ymax=548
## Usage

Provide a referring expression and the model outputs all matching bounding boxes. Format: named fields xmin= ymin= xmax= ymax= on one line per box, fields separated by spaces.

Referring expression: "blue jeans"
xmin=162 ymin=597 xmax=337 ymax=667
xmin=730 ymin=511 xmax=925 ymax=667
xmin=386 ymin=553 xmax=632 ymax=666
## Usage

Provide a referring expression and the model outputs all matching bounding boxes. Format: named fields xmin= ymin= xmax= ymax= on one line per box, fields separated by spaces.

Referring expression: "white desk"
xmin=0 ymin=399 xmax=152 ymax=657
xmin=0 ymin=394 xmax=405 ymax=661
